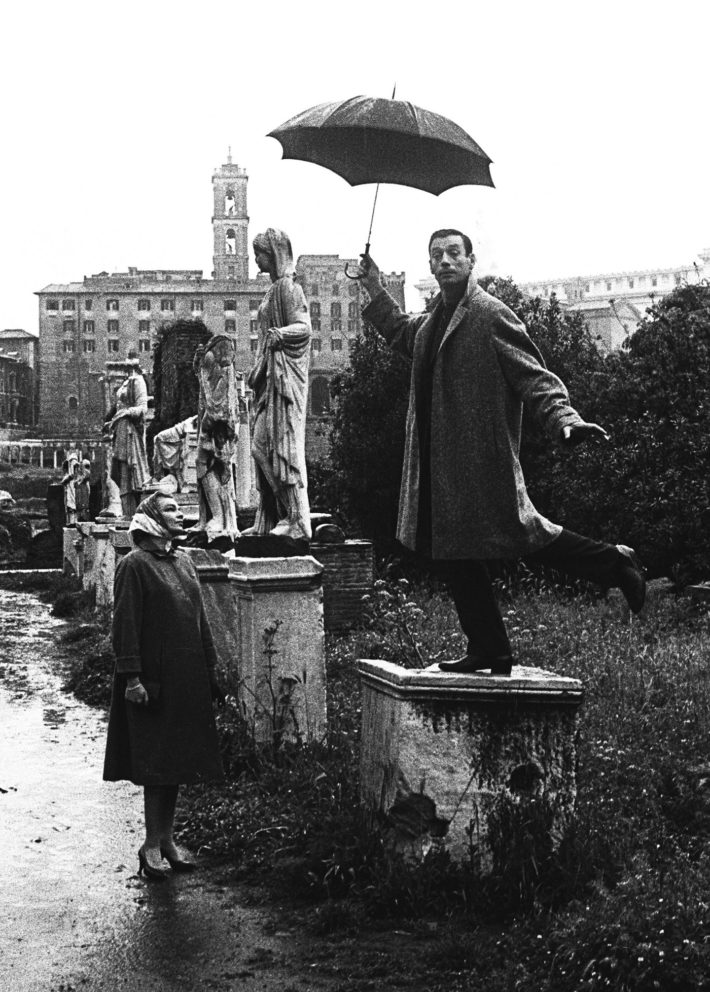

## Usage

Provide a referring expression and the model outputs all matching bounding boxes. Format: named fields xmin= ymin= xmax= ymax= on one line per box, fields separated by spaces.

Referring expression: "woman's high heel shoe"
xmin=160 ymin=845 xmax=197 ymax=872
xmin=138 ymin=846 xmax=170 ymax=881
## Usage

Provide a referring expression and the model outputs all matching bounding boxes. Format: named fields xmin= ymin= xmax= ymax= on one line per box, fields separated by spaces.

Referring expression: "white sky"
xmin=2 ymin=0 xmax=709 ymax=332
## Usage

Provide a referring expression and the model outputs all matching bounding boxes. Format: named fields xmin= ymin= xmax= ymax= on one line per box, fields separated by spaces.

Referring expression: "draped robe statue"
xmin=192 ymin=335 xmax=241 ymax=542
xmin=110 ymin=361 xmax=150 ymax=518
xmin=247 ymin=228 xmax=312 ymax=540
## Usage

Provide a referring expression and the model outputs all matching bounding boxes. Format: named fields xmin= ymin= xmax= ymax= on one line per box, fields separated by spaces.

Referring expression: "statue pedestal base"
xmin=70 ymin=520 xmax=131 ymax=607
xmin=358 ymin=659 xmax=584 ymax=870
xmin=230 ymin=555 xmax=326 ymax=745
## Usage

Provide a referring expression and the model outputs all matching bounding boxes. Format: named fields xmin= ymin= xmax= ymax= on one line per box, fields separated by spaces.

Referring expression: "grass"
xmin=35 ymin=569 xmax=710 ymax=990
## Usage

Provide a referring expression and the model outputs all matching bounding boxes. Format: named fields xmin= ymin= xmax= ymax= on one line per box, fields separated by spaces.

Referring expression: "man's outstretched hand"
xmin=562 ymin=422 xmax=610 ymax=446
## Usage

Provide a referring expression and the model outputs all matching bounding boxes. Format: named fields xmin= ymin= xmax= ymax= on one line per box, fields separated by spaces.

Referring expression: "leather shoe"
xmin=616 ymin=545 xmax=646 ymax=613
xmin=438 ymin=654 xmax=514 ymax=676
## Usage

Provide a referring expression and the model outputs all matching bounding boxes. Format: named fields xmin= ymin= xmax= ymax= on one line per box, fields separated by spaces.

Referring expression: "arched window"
xmin=225 ymin=229 xmax=236 ymax=254
xmin=68 ymin=396 xmax=78 ymax=411
xmin=311 ymin=376 xmax=330 ymax=416
xmin=225 ymin=188 xmax=236 ymax=216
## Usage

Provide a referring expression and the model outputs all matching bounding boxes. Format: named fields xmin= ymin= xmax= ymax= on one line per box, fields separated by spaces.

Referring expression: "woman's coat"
xmin=362 ymin=274 xmax=584 ymax=560
xmin=103 ymin=547 xmax=223 ymax=786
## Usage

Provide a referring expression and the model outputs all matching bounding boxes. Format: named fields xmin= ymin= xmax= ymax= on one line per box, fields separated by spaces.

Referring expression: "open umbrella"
xmin=268 ymin=94 xmax=494 ymax=264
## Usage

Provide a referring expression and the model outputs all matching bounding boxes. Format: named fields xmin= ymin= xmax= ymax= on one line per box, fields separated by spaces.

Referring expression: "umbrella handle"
xmin=344 ymin=243 xmax=371 ymax=280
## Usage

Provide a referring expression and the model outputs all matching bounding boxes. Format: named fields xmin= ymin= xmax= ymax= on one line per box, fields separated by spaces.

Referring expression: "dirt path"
xmin=0 ymin=589 xmax=454 ymax=992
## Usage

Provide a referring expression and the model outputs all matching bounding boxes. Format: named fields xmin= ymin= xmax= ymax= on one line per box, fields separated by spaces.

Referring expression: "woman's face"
xmin=157 ymin=498 xmax=184 ymax=534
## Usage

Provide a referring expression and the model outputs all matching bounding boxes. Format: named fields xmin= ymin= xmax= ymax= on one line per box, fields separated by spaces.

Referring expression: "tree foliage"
xmin=326 ymin=322 xmax=411 ymax=547
xmin=324 ymin=278 xmax=710 ymax=582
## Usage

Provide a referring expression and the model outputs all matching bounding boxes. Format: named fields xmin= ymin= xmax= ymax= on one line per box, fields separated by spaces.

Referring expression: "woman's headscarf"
xmin=253 ymin=229 xmax=295 ymax=280
xmin=128 ymin=491 xmax=184 ymax=548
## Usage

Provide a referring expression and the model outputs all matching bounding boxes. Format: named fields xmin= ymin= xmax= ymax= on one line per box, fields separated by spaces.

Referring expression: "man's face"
xmin=428 ymin=235 xmax=473 ymax=289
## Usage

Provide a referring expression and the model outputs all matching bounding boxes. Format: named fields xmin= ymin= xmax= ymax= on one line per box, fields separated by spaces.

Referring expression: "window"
xmin=584 ymin=284 xmax=590 ymax=293
xmin=606 ymin=282 xmax=612 ymax=292
xmin=249 ymin=319 xmax=259 ymax=334
xmin=224 ymin=299 xmax=236 ymax=311
xmin=250 ymin=338 xmax=258 ymax=353
xmin=139 ymin=339 xmax=151 ymax=352
xmin=349 ymin=283 xmax=359 ymax=297
xmin=161 ymin=299 xmax=175 ymax=311
xmin=651 ymin=276 xmax=658 ymax=287
xmin=331 ymin=319 xmax=342 ymax=332
xmin=249 ymin=299 xmax=261 ymax=311
xmin=310 ymin=301 xmax=321 ymax=317
xmin=63 ymin=340 xmax=75 ymax=353
xmin=225 ymin=319 xmax=236 ymax=334
xmin=139 ymin=320 xmax=150 ymax=333
xmin=331 ymin=337 xmax=342 ymax=352
xmin=227 ymin=266 xmax=235 ymax=279
xmin=312 ymin=318 xmax=321 ymax=333
xmin=85 ymin=298 xmax=93 ymax=311
xmin=348 ymin=302 xmax=358 ymax=318
xmin=63 ymin=320 xmax=75 ymax=334
xmin=311 ymin=338 xmax=322 ymax=353
xmin=628 ymin=278 xmax=634 ymax=289
xmin=347 ymin=320 xmax=358 ymax=333
xmin=108 ymin=339 xmax=119 ymax=353
xmin=83 ymin=340 xmax=95 ymax=353
xmin=675 ymin=273 xmax=682 ymax=286
xmin=106 ymin=299 xmax=119 ymax=311
xmin=62 ymin=299 xmax=75 ymax=311
xmin=331 ymin=302 xmax=341 ymax=319
xmin=47 ymin=299 xmax=59 ymax=311
xmin=138 ymin=299 xmax=151 ymax=311
xmin=108 ymin=319 xmax=119 ymax=333
xmin=310 ymin=284 xmax=319 ymax=296
xmin=192 ymin=300 xmax=204 ymax=312
xmin=332 ymin=283 xmax=340 ymax=296
xmin=68 ymin=396 xmax=78 ymax=411
xmin=83 ymin=320 xmax=95 ymax=334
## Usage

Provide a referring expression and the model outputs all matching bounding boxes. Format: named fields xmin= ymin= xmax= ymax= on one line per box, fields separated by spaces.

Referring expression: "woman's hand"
xmin=125 ymin=679 xmax=149 ymax=706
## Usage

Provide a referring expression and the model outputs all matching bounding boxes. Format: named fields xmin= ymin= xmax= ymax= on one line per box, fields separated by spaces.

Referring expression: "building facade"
xmin=36 ymin=157 xmax=407 ymax=441
xmin=414 ymin=248 xmax=710 ymax=352
xmin=0 ymin=330 xmax=38 ymax=427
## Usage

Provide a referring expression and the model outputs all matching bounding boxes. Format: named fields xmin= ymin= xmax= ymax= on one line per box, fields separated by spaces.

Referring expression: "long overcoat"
xmin=103 ymin=547 xmax=223 ymax=786
xmin=362 ymin=274 xmax=584 ymax=560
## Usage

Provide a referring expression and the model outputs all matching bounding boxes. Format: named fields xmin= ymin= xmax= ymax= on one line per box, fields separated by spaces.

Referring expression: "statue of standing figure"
xmin=109 ymin=356 xmax=150 ymax=518
xmin=192 ymin=334 xmax=241 ymax=544
xmin=247 ymin=228 xmax=312 ymax=540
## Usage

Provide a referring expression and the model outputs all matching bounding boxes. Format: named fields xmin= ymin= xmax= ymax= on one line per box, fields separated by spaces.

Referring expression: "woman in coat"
xmin=103 ymin=491 xmax=224 ymax=879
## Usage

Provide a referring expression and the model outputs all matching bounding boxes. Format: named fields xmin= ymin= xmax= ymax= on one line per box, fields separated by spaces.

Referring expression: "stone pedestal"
xmin=181 ymin=548 xmax=240 ymax=688
xmin=62 ymin=526 xmax=81 ymax=577
xmin=358 ymin=660 xmax=584 ymax=869
xmin=311 ymin=539 xmax=374 ymax=632
xmin=229 ymin=556 xmax=326 ymax=744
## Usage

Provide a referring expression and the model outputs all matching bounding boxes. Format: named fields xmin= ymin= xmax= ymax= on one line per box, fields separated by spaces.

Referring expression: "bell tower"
xmin=212 ymin=151 xmax=249 ymax=282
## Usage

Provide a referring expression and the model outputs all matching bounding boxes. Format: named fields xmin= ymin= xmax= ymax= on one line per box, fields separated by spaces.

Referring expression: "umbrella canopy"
xmin=268 ymin=96 xmax=494 ymax=196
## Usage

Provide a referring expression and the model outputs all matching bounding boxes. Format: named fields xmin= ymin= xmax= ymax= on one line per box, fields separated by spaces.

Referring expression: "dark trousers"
xmin=430 ymin=529 xmax=623 ymax=659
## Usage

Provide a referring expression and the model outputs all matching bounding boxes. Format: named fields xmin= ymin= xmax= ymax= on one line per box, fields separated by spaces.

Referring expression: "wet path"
xmin=0 ymin=589 xmax=323 ymax=992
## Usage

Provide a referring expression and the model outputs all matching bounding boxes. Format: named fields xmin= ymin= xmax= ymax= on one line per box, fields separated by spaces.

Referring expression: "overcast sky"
xmin=2 ymin=0 xmax=709 ymax=332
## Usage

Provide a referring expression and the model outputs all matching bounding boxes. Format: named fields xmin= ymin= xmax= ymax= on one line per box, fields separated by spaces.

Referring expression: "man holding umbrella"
xmin=355 ymin=230 xmax=645 ymax=675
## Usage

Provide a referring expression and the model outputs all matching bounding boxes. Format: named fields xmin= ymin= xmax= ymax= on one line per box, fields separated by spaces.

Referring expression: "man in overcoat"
xmin=356 ymin=229 xmax=645 ymax=675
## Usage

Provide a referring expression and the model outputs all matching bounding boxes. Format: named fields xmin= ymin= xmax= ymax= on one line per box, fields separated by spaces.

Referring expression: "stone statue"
xmin=151 ymin=415 xmax=199 ymax=493
xmin=109 ymin=357 xmax=150 ymax=518
xmin=191 ymin=335 xmax=241 ymax=543
xmin=247 ymin=228 xmax=312 ymax=540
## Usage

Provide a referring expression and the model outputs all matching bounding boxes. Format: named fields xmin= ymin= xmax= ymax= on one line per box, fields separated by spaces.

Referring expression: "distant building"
xmin=0 ymin=330 xmax=38 ymax=427
xmin=36 ymin=157 xmax=407 ymax=446
xmin=414 ymin=248 xmax=710 ymax=352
